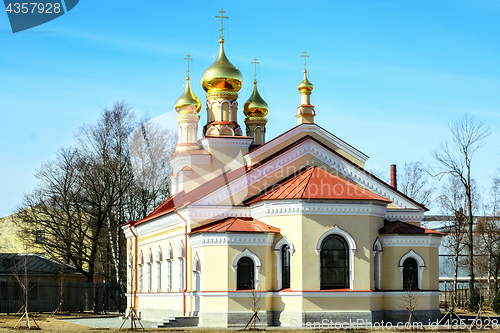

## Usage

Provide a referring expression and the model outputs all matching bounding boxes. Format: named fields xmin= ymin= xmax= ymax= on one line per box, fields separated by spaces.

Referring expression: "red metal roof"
xmin=133 ymin=134 xmax=427 ymax=227
xmin=133 ymin=166 xmax=249 ymax=225
xmin=190 ymin=217 xmax=280 ymax=234
xmin=379 ymin=220 xmax=446 ymax=235
xmin=247 ymin=166 xmax=392 ymax=204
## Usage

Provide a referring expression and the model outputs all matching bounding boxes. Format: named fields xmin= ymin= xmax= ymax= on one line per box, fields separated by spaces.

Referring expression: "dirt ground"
xmin=0 ymin=312 xmax=496 ymax=333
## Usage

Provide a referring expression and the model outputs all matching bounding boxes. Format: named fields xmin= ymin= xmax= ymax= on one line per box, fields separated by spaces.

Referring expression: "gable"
xmin=245 ymin=123 xmax=369 ymax=168
xmin=193 ymin=136 xmax=426 ymax=211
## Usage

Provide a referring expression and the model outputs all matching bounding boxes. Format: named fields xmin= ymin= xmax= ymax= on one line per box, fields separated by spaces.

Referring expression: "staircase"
xmin=157 ymin=316 xmax=199 ymax=328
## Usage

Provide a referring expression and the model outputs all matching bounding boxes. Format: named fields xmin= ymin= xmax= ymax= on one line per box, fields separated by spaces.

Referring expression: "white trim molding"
xmin=200 ymin=136 xmax=253 ymax=149
xmin=232 ymin=248 xmax=261 ymax=289
xmin=244 ymin=124 xmax=369 ymax=165
xmin=274 ymin=237 xmax=295 ymax=290
xmin=190 ymin=233 xmax=275 ymax=248
xmin=184 ymin=205 xmax=251 ymax=221
xmin=251 ymin=201 xmax=387 ymax=219
xmin=385 ymin=209 xmax=424 ymax=223
xmin=315 ymin=225 xmax=357 ymax=289
xmin=399 ymin=249 xmax=425 ymax=290
xmin=380 ymin=235 xmax=442 ymax=248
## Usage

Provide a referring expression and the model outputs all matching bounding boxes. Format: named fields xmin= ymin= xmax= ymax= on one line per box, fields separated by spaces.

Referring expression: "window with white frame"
xmin=167 ymin=259 xmax=172 ymax=292
xmin=166 ymin=244 xmax=173 ymax=292
xmin=274 ymin=236 xmax=295 ymax=290
xmin=147 ymin=250 xmax=153 ymax=293
xmin=157 ymin=248 xmax=162 ymax=292
xmin=232 ymin=249 xmax=261 ymax=290
xmin=399 ymin=250 xmax=425 ymax=290
xmin=373 ymin=238 xmax=383 ymax=290
xmin=178 ymin=243 xmax=185 ymax=291
xmin=138 ymin=252 xmax=144 ymax=293
xmin=315 ymin=225 xmax=357 ymax=290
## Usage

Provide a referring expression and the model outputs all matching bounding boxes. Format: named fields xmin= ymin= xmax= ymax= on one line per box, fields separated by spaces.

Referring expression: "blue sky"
xmin=1 ymin=1 xmax=499 ymax=217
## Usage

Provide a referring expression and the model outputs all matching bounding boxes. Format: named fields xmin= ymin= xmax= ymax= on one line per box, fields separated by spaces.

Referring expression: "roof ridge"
xmin=299 ymin=165 xmax=316 ymax=198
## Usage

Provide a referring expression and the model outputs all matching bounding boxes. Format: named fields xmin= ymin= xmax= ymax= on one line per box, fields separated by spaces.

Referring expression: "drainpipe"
xmin=174 ymin=208 xmax=188 ymax=316
xmin=129 ymin=224 xmax=138 ymax=311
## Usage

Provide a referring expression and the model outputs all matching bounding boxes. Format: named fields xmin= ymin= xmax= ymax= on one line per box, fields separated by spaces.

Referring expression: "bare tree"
xmin=11 ymin=254 xmax=40 ymax=329
xmin=432 ymin=113 xmax=491 ymax=295
xmin=398 ymin=161 xmax=434 ymax=208
xmin=16 ymin=101 xmax=177 ymax=312
xmin=127 ymin=118 xmax=177 ymax=221
xmin=475 ymin=176 xmax=500 ymax=298
xmin=439 ymin=176 xmax=469 ymax=308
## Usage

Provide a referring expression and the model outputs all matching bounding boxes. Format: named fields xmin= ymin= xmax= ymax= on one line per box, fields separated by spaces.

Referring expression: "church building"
xmin=123 ymin=10 xmax=444 ymax=327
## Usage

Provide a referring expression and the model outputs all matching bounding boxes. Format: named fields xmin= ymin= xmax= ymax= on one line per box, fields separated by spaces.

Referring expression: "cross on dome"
xmin=301 ymin=50 xmax=309 ymax=73
xmin=215 ymin=8 xmax=228 ymax=41
xmin=184 ymin=53 xmax=192 ymax=79
xmin=252 ymin=57 xmax=259 ymax=82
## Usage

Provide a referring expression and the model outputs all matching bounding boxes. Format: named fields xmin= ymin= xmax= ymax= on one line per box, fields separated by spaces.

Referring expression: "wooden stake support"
xmin=14 ymin=306 xmax=40 ymax=330
xmin=119 ymin=306 xmax=144 ymax=331
xmin=469 ymin=302 xmax=493 ymax=330
xmin=244 ymin=306 xmax=265 ymax=330
xmin=53 ymin=299 xmax=70 ymax=315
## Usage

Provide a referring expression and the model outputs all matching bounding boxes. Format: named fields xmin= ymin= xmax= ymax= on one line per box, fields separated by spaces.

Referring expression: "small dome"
xmin=244 ymin=81 xmax=268 ymax=118
xmin=298 ymin=71 xmax=313 ymax=93
xmin=201 ymin=41 xmax=243 ymax=93
xmin=175 ymin=79 xmax=201 ymax=114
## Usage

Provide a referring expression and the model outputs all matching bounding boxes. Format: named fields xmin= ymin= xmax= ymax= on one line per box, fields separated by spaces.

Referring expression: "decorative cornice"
xmin=170 ymin=153 xmax=211 ymax=173
xmin=206 ymin=91 xmax=239 ymax=98
xmin=380 ymin=235 xmax=442 ymax=248
xmin=385 ymin=209 xmax=424 ymax=223
xmin=190 ymin=233 xmax=275 ymax=248
xmin=134 ymin=212 xmax=182 ymax=238
xmin=183 ymin=206 xmax=251 ymax=220
xmin=250 ymin=201 xmax=387 ymax=219
xmin=200 ymin=136 xmax=253 ymax=149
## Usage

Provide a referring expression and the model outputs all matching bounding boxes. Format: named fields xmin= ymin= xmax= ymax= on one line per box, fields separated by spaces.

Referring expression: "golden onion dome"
xmin=175 ymin=78 xmax=201 ymax=114
xmin=298 ymin=71 xmax=313 ymax=93
xmin=244 ymin=81 xmax=268 ymax=118
xmin=201 ymin=41 xmax=243 ymax=93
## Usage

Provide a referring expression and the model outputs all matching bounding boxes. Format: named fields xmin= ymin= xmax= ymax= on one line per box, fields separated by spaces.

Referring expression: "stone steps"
xmin=157 ymin=316 xmax=199 ymax=328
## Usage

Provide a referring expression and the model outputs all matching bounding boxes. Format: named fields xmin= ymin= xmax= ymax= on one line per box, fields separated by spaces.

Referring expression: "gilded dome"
xmin=298 ymin=71 xmax=313 ymax=93
xmin=175 ymin=79 xmax=201 ymax=114
xmin=244 ymin=81 xmax=268 ymax=118
xmin=201 ymin=41 xmax=243 ymax=93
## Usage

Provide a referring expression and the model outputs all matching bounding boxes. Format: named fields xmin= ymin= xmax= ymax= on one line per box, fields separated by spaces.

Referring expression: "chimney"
xmin=390 ymin=164 xmax=397 ymax=190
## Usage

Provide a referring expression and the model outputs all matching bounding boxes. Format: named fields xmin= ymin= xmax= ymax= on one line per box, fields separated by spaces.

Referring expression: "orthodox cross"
xmin=301 ymin=50 xmax=309 ymax=72
xmin=215 ymin=8 xmax=228 ymax=40
xmin=252 ymin=57 xmax=259 ymax=82
xmin=184 ymin=53 xmax=192 ymax=78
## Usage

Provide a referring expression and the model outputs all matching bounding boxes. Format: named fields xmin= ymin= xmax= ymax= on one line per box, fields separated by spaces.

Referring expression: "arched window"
xmin=274 ymin=236 xmax=295 ymax=290
xmin=138 ymin=252 xmax=144 ymax=293
xmin=147 ymin=250 xmax=153 ymax=293
xmin=178 ymin=242 xmax=185 ymax=291
xmin=237 ymin=257 xmax=254 ymax=290
xmin=128 ymin=255 xmax=134 ymax=292
xmin=157 ymin=248 xmax=162 ymax=292
xmin=282 ymin=244 xmax=291 ymax=289
xmin=373 ymin=238 xmax=383 ymax=290
xmin=166 ymin=244 xmax=173 ymax=292
xmin=403 ymin=258 xmax=418 ymax=290
xmin=399 ymin=249 xmax=425 ymax=290
xmin=320 ymin=235 xmax=349 ymax=289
